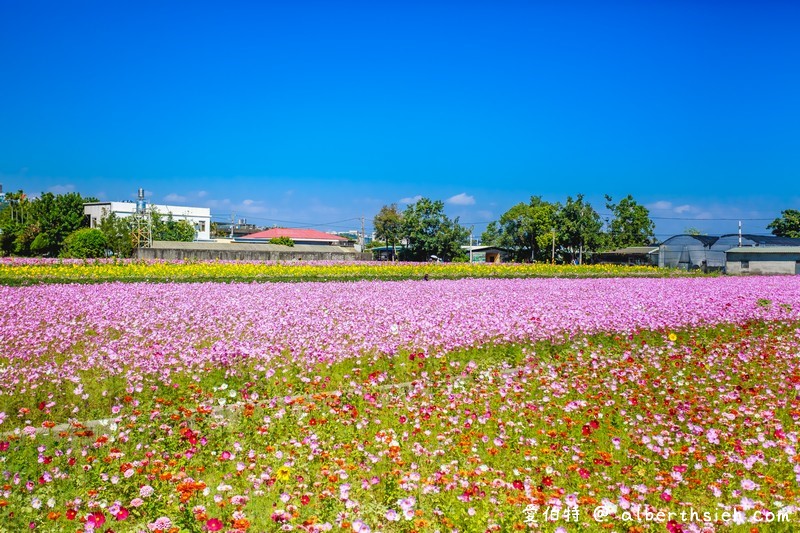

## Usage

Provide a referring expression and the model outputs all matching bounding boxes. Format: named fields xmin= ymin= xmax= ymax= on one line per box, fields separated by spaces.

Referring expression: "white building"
xmin=84 ymin=201 xmax=212 ymax=241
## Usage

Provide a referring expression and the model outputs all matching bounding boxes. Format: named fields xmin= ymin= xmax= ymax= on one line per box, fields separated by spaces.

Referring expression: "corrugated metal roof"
xmin=659 ymin=234 xmax=719 ymax=246
xmin=726 ymin=246 xmax=800 ymax=254
xmin=603 ymin=246 xmax=659 ymax=255
xmin=720 ymin=234 xmax=800 ymax=246
xmin=150 ymin=241 xmax=358 ymax=253
xmin=460 ymin=246 xmax=511 ymax=252
xmin=241 ymin=228 xmax=349 ymax=241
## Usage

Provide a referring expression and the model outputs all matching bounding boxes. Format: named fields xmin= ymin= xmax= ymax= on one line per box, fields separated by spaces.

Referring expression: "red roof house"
xmin=240 ymin=228 xmax=351 ymax=246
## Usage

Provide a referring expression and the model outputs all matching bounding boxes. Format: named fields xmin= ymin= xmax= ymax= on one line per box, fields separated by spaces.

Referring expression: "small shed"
xmin=725 ymin=247 xmax=800 ymax=275
xmin=594 ymin=246 xmax=659 ymax=266
xmin=461 ymin=246 xmax=511 ymax=263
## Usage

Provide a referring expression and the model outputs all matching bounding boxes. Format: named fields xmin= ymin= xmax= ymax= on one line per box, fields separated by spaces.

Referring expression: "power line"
xmin=211 ymin=214 xmax=362 ymax=229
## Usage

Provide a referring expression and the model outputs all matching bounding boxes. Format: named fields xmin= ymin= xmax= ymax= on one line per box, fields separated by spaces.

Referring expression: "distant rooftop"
xmin=241 ymin=228 xmax=349 ymax=242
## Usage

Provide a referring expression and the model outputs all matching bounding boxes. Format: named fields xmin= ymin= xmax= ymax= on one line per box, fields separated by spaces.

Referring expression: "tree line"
xmin=375 ymin=196 xmax=800 ymax=263
xmin=373 ymin=194 xmax=655 ymax=263
xmin=479 ymin=194 xmax=656 ymax=263
xmin=0 ymin=189 xmax=196 ymax=258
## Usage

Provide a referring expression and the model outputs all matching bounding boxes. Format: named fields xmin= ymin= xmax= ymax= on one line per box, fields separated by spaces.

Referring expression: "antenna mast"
xmin=131 ymin=187 xmax=152 ymax=252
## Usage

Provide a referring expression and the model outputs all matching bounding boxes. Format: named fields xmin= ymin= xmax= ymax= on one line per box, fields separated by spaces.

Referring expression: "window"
xmin=741 ymin=261 xmax=749 ymax=269
xmin=199 ymin=221 xmax=206 ymax=232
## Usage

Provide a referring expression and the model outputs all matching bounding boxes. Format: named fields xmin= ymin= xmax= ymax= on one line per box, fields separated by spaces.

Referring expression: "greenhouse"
xmin=659 ymin=234 xmax=800 ymax=270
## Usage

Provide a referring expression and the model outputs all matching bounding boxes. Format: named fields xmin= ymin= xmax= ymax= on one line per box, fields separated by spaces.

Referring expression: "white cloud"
xmin=399 ymin=195 xmax=423 ymax=204
xmin=447 ymin=193 xmax=476 ymax=206
xmin=164 ymin=193 xmax=188 ymax=203
xmin=47 ymin=184 xmax=75 ymax=194
xmin=239 ymin=199 xmax=267 ymax=214
xmin=648 ymin=201 xmax=694 ymax=215
xmin=477 ymin=210 xmax=493 ymax=220
xmin=648 ymin=200 xmax=673 ymax=211
xmin=196 ymin=190 xmax=208 ymax=198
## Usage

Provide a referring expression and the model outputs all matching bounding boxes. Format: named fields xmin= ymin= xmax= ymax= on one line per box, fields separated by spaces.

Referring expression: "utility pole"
xmin=230 ymin=213 xmax=236 ymax=239
xmin=470 ymin=231 xmax=473 ymax=263
xmin=360 ymin=216 xmax=365 ymax=252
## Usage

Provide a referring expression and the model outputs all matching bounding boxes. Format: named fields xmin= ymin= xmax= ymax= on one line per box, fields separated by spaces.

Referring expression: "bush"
xmin=269 ymin=236 xmax=294 ymax=247
xmin=60 ymin=228 xmax=109 ymax=258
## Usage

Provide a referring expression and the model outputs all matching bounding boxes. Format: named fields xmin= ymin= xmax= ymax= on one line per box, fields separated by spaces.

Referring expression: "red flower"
xmin=512 ymin=480 xmax=524 ymax=490
xmin=660 ymin=491 xmax=672 ymax=503
xmin=589 ymin=420 xmax=599 ymax=429
xmin=582 ymin=425 xmax=591 ymax=436
xmin=542 ymin=476 xmax=553 ymax=487
xmin=87 ymin=512 xmax=106 ymax=527
xmin=65 ymin=509 xmax=77 ymax=520
xmin=115 ymin=507 xmax=129 ymax=520
xmin=578 ymin=468 xmax=590 ymax=479
xmin=301 ymin=494 xmax=311 ymax=505
xmin=206 ymin=518 xmax=223 ymax=531
xmin=666 ymin=520 xmax=684 ymax=533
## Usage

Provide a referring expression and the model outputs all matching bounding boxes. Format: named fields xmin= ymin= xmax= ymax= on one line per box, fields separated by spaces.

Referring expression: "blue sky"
xmin=1 ymin=1 xmax=798 ymax=240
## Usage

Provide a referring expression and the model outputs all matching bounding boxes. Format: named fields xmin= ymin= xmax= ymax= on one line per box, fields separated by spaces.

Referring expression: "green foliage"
xmin=400 ymin=197 xmax=469 ymax=262
xmin=557 ymin=194 xmax=604 ymax=263
xmin=604 ymin=194 xmax=656 ymax=249
xmin=30 ymin=192 xmax=94 ymax=256
xmin=480 ymin=221 xmax=501 ymax=247
xmin=767 ymin=209 xmax=800 ymax=238
xmin=151 ymin=209 xmax=196 ymax=242
xmin=373 ymin=204 xmax=403 ymax=260
xmin=99 ymin=211 xmax=134 ymax=257
xmin=269 ymin=236 xmax=295 ymax=247
xmin=491 ymin=197 xmax=559 ymax=261
xmin=0 ymin=190 xmax=95 ymax=256
xmin=60 ymin=228 xmax=109 ymax=258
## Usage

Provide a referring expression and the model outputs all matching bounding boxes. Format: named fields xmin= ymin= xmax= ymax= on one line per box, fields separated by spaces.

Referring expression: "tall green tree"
xmin=373 ymin=204 xmax=403 ymax=260
xmin=151 ymin=210 xmax=196 ymax=242
xmin=99 ymin=211 xmax=134 ymax=257
xmin=556 ymin=194 xmax=603 ymax=264
xmin=0 ymin=190 xmax=33 ymax=255
xmin=401 ymin=198 xmax=469 ymax=262
xmin=28 ymin=192 xmax=95 ymax=256
xmin=493 ymin=197 xmax=559 ymax=261
xmin=480 ymin=221 xmax=502 ymax=247
xmin=604 ymin=194 xmax=656 ymax=249
xmin=767 ymin=209 xmax=800 ymax=238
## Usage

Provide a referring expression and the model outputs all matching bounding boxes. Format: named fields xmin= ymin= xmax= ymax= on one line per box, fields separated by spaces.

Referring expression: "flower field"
xmin=1 ymin=276 xmax=800 ymax=532
xmin=0 ymin=258 xmax=687 ymax=285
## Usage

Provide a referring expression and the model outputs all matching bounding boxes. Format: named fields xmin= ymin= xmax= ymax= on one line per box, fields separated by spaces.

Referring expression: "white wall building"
xmin=84 ymin=201 xmax=212 ymax=241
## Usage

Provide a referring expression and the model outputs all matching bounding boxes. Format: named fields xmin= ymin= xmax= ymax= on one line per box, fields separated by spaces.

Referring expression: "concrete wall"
xmin=726 ymin=259 xmax=800 ymax=275
xmin=137 ymin=247 xmax=371 ymax=262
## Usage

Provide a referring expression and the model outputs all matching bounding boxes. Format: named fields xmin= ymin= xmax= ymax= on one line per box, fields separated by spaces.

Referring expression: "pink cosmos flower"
xmin=206 ymin=518 xmax=223 ymax=531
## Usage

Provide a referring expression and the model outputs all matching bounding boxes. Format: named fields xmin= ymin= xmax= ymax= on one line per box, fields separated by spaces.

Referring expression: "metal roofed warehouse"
xmin=658 ymin=234 xmax=800 ymax=271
